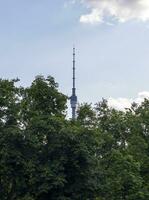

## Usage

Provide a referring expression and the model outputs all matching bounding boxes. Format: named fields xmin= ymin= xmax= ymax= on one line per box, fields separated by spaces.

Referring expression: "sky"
xmin=1 ymin=0 xmax=149 ymax=111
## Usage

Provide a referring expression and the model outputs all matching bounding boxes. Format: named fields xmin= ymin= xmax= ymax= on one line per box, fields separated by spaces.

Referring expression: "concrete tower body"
xmin=70 ymin=47 xmax=77 ymax=119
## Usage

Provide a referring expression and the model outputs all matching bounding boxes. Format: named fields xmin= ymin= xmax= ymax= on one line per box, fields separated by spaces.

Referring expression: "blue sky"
xmin=1 ymin=0 xmax=149 ymax=109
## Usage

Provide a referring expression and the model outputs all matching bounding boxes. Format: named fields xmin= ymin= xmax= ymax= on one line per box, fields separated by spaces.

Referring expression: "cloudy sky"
xmin=0 ymin=0 xmax=149 ymax=110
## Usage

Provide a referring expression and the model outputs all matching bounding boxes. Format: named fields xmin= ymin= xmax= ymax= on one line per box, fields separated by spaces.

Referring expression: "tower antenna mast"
xmin=70 ymin=46 xmax=77 ymax=119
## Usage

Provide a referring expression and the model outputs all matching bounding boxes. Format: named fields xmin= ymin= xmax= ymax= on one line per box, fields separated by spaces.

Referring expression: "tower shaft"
xmin=70 ymin=47 xmax=77 ymax=120
xmin=73 ymin=47 xmax=75 ymax=90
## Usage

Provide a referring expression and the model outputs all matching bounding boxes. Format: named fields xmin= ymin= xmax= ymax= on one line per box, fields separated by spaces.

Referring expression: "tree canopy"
xmin=0 ymin=76 xmax=149 ymax=200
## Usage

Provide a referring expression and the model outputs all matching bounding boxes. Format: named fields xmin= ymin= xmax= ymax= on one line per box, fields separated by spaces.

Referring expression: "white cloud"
xmin=80 ymin=9 xmax=103 ymax=24
xmin=79 ymin=0 xmax=149 ymax=24
xmin=108 ymin=97 xmax=132 ymax=111
xmin=64 ymin=0 xmax=76 ymax=8
xmin=108 ymin=91 xmax=149 ymax=111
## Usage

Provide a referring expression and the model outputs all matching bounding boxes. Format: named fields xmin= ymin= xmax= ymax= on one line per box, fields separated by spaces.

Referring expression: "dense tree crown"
xmin=0 ymin=76 xmax=149 ymax=200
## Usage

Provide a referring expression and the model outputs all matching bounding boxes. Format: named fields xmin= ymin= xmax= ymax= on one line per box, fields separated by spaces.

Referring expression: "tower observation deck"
xmin=70 ymin=47 xmax=77 ymax=119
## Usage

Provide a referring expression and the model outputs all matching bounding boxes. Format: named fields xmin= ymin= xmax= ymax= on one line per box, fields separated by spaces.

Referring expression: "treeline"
xmin=0 ymin=76 xmax=149 ymax=200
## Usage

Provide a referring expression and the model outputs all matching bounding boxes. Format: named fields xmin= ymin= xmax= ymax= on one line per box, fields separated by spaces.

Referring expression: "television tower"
xmin=70 ymin=47 xmax=77 ymax=119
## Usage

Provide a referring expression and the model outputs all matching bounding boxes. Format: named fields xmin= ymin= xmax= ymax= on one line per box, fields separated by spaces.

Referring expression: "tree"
xmin=77 ymin=103 xmax=96 ymax=128
xmin=0 ymin=76 xmax=149 ymax=200
xmin=0 ymin=78 xmax=27 ymax=199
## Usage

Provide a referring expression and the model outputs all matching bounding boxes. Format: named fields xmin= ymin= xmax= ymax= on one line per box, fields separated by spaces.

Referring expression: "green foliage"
xmin=0 ymin=76 xmax=149 ymax=200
